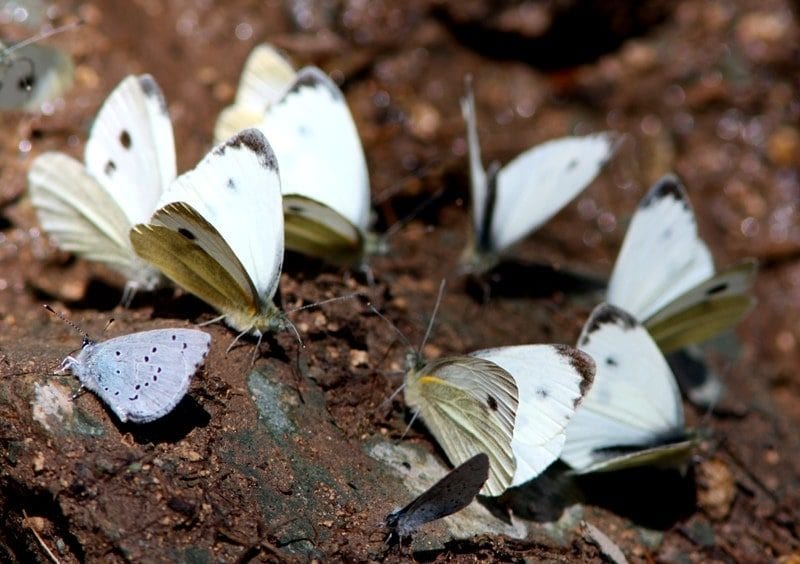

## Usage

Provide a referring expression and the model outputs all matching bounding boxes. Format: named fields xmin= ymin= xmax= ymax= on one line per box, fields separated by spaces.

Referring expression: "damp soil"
xmin=1 ymin=0 xmax=800 ymax=561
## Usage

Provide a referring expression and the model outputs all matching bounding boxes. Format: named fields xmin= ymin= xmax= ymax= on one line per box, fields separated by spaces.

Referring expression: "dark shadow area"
xmin=576 ymin=465 xmax=696 ymax=530
xmin=0 ymin=476 xmax=86 ymax=562
xmin=435 ymin=1 xmax=672 ymax=71
xmin=465 ymin=260 xmax=606 ymax=302
xmin=28 ymin=277 xmax=123 ymax=312
xmin=148 ymin=289 xmax=216 ymax=323
xmin=489 ymin=460 xmax=582 ymax=523
xmin=121 ymin=395 xmax=211 ymax=445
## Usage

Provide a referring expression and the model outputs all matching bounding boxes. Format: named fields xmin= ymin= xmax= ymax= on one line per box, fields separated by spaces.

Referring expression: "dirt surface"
xmin=1 ymin=0 xmax=800 ymax=561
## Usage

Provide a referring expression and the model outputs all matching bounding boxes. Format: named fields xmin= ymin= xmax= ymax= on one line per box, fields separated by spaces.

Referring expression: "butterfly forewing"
xmin=405 ymin=356 xmax=518 ymax=496
xmin=259 ymin=67 xmax=371 ymax=235
xmin=472 ymin=344 xmax=595 ymax=486
xmin=387 ymin=453 xmax=490 ymax=538
xmin=84 ymin=74 xmax=176 ymax=226
xmin=151 ymin=129 xmax=284 ymax=303
xmin=488 ymin=133 xmax=614 ymax=253
xmin=131 ymin=203 xmax=258 ymax=317
xmin=607 ymin=175 xmax=715 ymax=321
xmin=561 ymin=304 xmax=687 ymax=473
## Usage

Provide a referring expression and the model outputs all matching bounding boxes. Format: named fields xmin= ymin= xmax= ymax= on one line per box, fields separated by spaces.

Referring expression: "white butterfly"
xmin=606 ymin=174 xmax=757 ymax=353
xmin=404 ymin=343 xmax=595 ymax=496
xmin=460 ymin=78 xmax=615 ymax=273
xmin=214 ymin=44 xmax=375 ymax=267
xmin=28 ymin=74 xmax=176 ymax=303
xmin=1 ymin=36 xmax=73 ymax=111
xmin=131 ymin=129 xmax=290 ymax=339
xmin=561 ymin=303 xmax=694 ymax=474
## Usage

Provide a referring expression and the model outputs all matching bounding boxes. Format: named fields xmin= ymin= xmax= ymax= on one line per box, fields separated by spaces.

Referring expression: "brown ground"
xmin=1 ymin=0 xmax=800 ymax=562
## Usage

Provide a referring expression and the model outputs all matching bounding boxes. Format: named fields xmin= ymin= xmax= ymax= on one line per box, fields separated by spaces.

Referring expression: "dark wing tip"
xmin=137 ymin=74 xmax=168 ymax=112
xmin=289 ymin=66 xmax=343 ymax=100
xmin=221 ymin=129 xmax=278 ymax=172
xmin=580 ymin=303 xmax=639 ymax=347
xmin=553 ymin=344 xmax=596 ymax=400
xmin=641 ymin=173 xmax=689 ymax=209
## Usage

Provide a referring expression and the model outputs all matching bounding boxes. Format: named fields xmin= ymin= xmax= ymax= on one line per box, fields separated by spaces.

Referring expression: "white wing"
xmin=460 ymin=77 xmax=488 ymax=239
xmin=28 ymin=151 xmax=160 ymax=290
xmin=155 ymin=129 xmax=284 ymax=301
xmin=607 ymin=174 xmax=715 ymax=321
xmin=471 ymin=344 xmax=595 ymax=486
xmin=84 ymin=74 xmax=176 ymax=225
xmin=257 ymin=67 xmax=371 ymax=232
xmin=561 ymin=303 xmax=685 ymax=473
xmin=214 ymin=43 xmax=297 ymax=143
xmin=488 ymin=133 xmax=614 ymax=253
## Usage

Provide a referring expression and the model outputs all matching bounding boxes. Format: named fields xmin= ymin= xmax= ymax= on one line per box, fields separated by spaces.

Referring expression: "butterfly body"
xmin=61 ymin=328 xmax=210 ymax=423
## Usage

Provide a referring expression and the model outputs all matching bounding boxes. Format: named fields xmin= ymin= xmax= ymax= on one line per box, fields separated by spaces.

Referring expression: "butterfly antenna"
xmin=43 ymin=305 xmax=94 ymax=345
xmin=102 ymin=318 xmax=115 ymax=334
xmin=379 ymin=381 xmax=407 ymax=410
xmin=286 ymin=293 xmax=361 ymax=314
xmin=418 ymin=279 xmax=446 ymax=355
xmin=284 ymin=317 xmax=304 ymax=350
xmin=400 ymin=408 xmax=421 ymax=441
xmin=366 ymin=303 xmax=412 ymax=350
xmin=3 ymin=20 xmax=84 ymax=56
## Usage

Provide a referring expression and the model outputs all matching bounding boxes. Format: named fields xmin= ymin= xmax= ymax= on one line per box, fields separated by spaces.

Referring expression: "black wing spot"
xmin=103 ymin=387 xmax=108 ymax=391
xmin=536 ymin=387 xmax=549 ymax=399
xmin=135 ymin=384 xmax=141 ymax=390
xmin=171 ymin=335 xmax=177 ymax=340
xmin=178 ymin=228 xmax=196 ymax=240
xmin=662 ymin=228 xmax=673 ymax=240
xmin=119 ymin=130 xmax=132 ymax=149
xmin=606 ymin=356 xmax=618 ymax=367
xmin=226 ymin=178 xmax=236 ymax=191
xmin=153 ymin=375 xmax=158 ymax=381
xmin=287 ymin=204 xmax=304 ymax=213
xmin=129 ymin=394 xmax=139 ymax=401
xmin=182 ymin=342 xmax=187 ymax=349
xmin=115 ymin=391 xmax=120 ymax=396
xmin=566 ymin=158 xmax=578 ymax=171
xmin=144 ymin=356 xmax=149 ymax=362
xmin=152 ymin=347 xmax=158 ymax=353
xmin=157 ymin=367 xmax=162 ymax=373
xmin=105 ymin=160 xmax=117 ymax=175
xmin=115 ymin=369 xmax=121 ymax=374
xmin=707 ymin=283 xmax=728 ymax=295
xmin=116 ymin=351 xmax=121 ymax=356
xmin=486 ymin=395 xmax=498 ymax=411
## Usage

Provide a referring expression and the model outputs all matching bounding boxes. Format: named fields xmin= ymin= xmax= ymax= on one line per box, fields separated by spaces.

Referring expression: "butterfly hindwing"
xmin=283 ymin=195 xmax=363 ymax=264
xmin=405 ymin=355 xmax=518 ymax=497
xmin=0 ymin=41 xmax=73 ymax=110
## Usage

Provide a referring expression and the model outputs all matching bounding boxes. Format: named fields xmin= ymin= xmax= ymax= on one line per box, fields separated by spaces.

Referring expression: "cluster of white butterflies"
xmin=26 ymin=44 xmax=756 ymax=497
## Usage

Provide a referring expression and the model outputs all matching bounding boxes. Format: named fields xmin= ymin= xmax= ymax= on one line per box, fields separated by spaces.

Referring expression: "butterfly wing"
xmin=259 ymin=67 xmax=371 ymax=237
xmin=283 ymin=195 xmax=364 ymax=264
xmin=28 ymin=152 xmax=160 ymax=290
xmin=78 ymin=329 xmax=210 ymax=423
xmin=405 ymin=356 xmax=518 ymax=497
xmin=460 ymin=78 xmax=488 ymax=241
xmin=561 ymin=304 xmax=687 ymax=473
xmin=471 ymin=344 xmax=595 ymax=486
xmin=607 ymin=174 xmax=715 ymax=322
xmin=644 ymin=259 xmax=757 ymax=353
xmin=0 ymin=42 xmax=73 ymax=110
xmin=387 ymin=452 xmax=489 ymax=538
xmin=487 ymin=133 xmax=614 ymax=254
xmin=84 ymin=74 xmax=176 ymax=225
xmin=214 ymin=43 xmax=296 ymax=143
